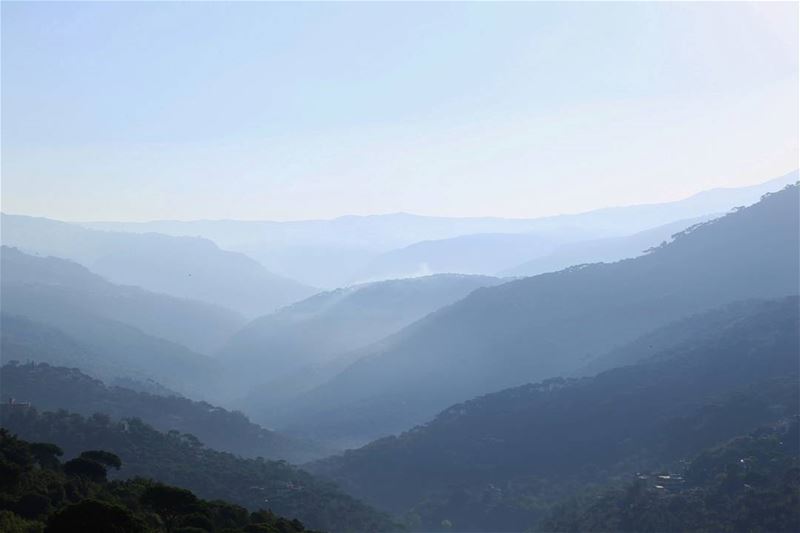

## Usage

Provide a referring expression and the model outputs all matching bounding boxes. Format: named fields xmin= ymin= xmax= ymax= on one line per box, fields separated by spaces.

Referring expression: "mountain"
xmin=0 ymin=313 xmax=174 ymax=397
xmin=220 ymin=274 xmax=503 ymax=420
xmin=351 ymin=233 xmax=560 ymax=282
xmin=0 ymin=362 xmax=327 ymax=463
xmin=0 ymin=308 xmax=217 ymax=400
xmin=502 ymin=214 xmax=717 ymax=278
xmin=0 ymin=214 xmax=316 ymax=317
xmin=81 ymin=171 xmax=797 ymax=288
xmin=307 ymin=296 xmax=799 ymax=531
xmin=356 ymin=216 xmax=717 ymax=283
xmin=576 ymin=297 xmax=795 ymax=376
xmin=0 ymin=407 xmax=398 ymax=533
xmin=220 ymin=274 xmax=502 ymax=379
xmin=0 ymin=251 xmax=224 ymax=398
xmin=275 ymin=184 xmax=800 ymax=446
xmin=82 ymin=216 xmax=600 ymax=289
xmin=2 ymin=313 xmax=117 ymax=379
xmin=541 ymin=420 xmax=800 ymax=532
xmin=1 ymin=246 xmax=244 ymax=353
xmin=0 ymin=430 xmax=319 ymax=533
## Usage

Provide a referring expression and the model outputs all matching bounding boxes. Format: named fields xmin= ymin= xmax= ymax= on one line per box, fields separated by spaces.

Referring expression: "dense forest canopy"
xmin=0 ymin=428 xmax=319 ymax=533
xmin=0 ymin=406 xmax=397 ymax=533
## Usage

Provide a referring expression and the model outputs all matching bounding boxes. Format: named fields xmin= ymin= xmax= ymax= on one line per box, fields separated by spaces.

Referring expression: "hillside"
xmin=307 ymin=296 xmax=799 ymax=531
xmin=1 ymin=214 xmax=316 ymax=317
xmin=0 ymin=430 xmax=319 ymax=533
xmin=0 ymin=406 xmax=398 ymax=533
xmin=0 ymin=287 xmax=220 ymax=400
xmin=351 ymin=233 xmax=562 ymax=282
xmin=0 ymin=362 xmax=327 ymax=464
xmin=502 ymin=214 xmax=716 ymax=278
xmin=220 ymin=274 xmax=502 ymax=408
xmin=359 ymin=216 xmax=714 ymax=283
xmin=542 ymin=420 xmax=800 ymax=532
xmin=1 ymin=246 xmax=244 ymax=354
xmin=577 ymin=297 xmax=796 ymax=376
xmin=274 ymin=185 xmax=799 ymax=445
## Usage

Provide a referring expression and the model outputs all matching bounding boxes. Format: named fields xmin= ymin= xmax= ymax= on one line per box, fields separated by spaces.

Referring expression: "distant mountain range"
xmin=271 ymin=184 xmax=799 ymax=446
xmin=352 ymin=233 xmax=561 ymax=282
xmin=0 ymin=214 xmax=316 ymax=317
xmin=80 ymin=171 xmax=797 ymax=287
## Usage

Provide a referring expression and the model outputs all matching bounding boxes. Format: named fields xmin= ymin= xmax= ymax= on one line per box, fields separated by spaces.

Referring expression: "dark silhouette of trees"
xmin=46 ymin=499 xmax=142 ymax=533
xmin=0 ymin=431 xmax=320 ymax=532
xmin=142 ymin=484 xmax=199 ymax=532
xmin=63 ymin=456 xmax=108 ymax=482
xmin=79 ymin=450 xmax=122 ymax=470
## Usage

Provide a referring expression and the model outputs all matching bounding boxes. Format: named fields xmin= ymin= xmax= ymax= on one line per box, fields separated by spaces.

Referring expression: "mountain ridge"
xmin=273 ymin=184 xmax=800 ymax=446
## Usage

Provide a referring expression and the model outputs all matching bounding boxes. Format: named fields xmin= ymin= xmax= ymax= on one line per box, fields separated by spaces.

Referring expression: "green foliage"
xmin=27 ymin=443 xmax=63 ymax=470
xmin=80 ymin=450 xmax=122 ymax=470
xmin=142 ymin=484 xmax=199 ymax=531
xmin=64 ymin=457 xmax=109 ymax=482
xmin=0 ymin=362 xmax=324 ymax=463
xmin=0 ymin=429 xmax=316 ymax=533
xmin=0 ymin=408 xmax=399 ymax=533
xmin=542 ymin=421 xmax=800 ymax=532
xmin=0 ymin=509 xmax=44 ymax=533
xmin=46 ymin=499 xmax=143 ymax=533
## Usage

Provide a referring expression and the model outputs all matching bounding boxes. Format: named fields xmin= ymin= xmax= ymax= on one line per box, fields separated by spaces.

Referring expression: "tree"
xmin=79 ymin=450 xmax=122 ymax=470
xmin=12 ymin=492 xmax=50 ymax=519
xmin=28 ymin=442 xmax=63 ymax=470
xmin=46 ymin=499 xmax=142 ymax=533
xmin=63 ymin=457 xmax=107 ymax=483
xmin=141 ymin=484 xmax=198 ymax=532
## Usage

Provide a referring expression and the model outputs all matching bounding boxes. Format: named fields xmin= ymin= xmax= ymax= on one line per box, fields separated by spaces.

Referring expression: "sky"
xmin=1 ymin=2 xmax=798 ymax=222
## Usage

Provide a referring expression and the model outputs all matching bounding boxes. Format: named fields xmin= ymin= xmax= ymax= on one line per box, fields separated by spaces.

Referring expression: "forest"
xmin=0 ymin=428 xmax=319 ymax=533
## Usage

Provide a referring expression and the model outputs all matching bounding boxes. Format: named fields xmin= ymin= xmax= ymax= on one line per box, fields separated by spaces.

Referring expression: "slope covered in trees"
xmin=542 ymin=420 xmax=800 ymax=532
xmin=1 ymin=246 xmax=243 ymax=354
xmin=307 ymin=296 xmax=799 ymax=531
xmin=278 ymin=185 xmax=800 ymax=445
xmin=220 ymin=274 xmax=502 ymax=413
xmin=0 ymin=296 xmax=219 ymax=400
xmin=1 ymin=314 xmax=125 ymax=385
xmin=0 ymin=407 xmax=398 ymax=533
xmin=0 ymin=362 xmax=326 ymax=464
xmin=0 ymin=429 xmax=318 ymax=533
xmin=502 ymin=214 xmax=716 ymax=278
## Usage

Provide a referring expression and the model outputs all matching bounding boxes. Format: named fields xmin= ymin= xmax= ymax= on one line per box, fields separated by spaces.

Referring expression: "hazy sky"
xmin=2 ymin=2 xmax=797 ymax=221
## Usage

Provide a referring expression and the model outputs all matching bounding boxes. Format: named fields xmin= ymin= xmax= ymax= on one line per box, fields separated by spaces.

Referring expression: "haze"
xmin=1 ymin=3 xmax=799 ymax=533
xmin=2 ymin=1 xmax=797 ymax=221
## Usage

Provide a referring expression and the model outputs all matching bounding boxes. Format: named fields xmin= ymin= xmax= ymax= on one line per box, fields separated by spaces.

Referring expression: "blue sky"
xmin=2 ymin=2 xmax=797 ymax=221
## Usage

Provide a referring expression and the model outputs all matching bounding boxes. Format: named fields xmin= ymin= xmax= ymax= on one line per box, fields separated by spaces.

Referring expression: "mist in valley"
xmin=1 ymin=2 xmax=798 ymax=532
